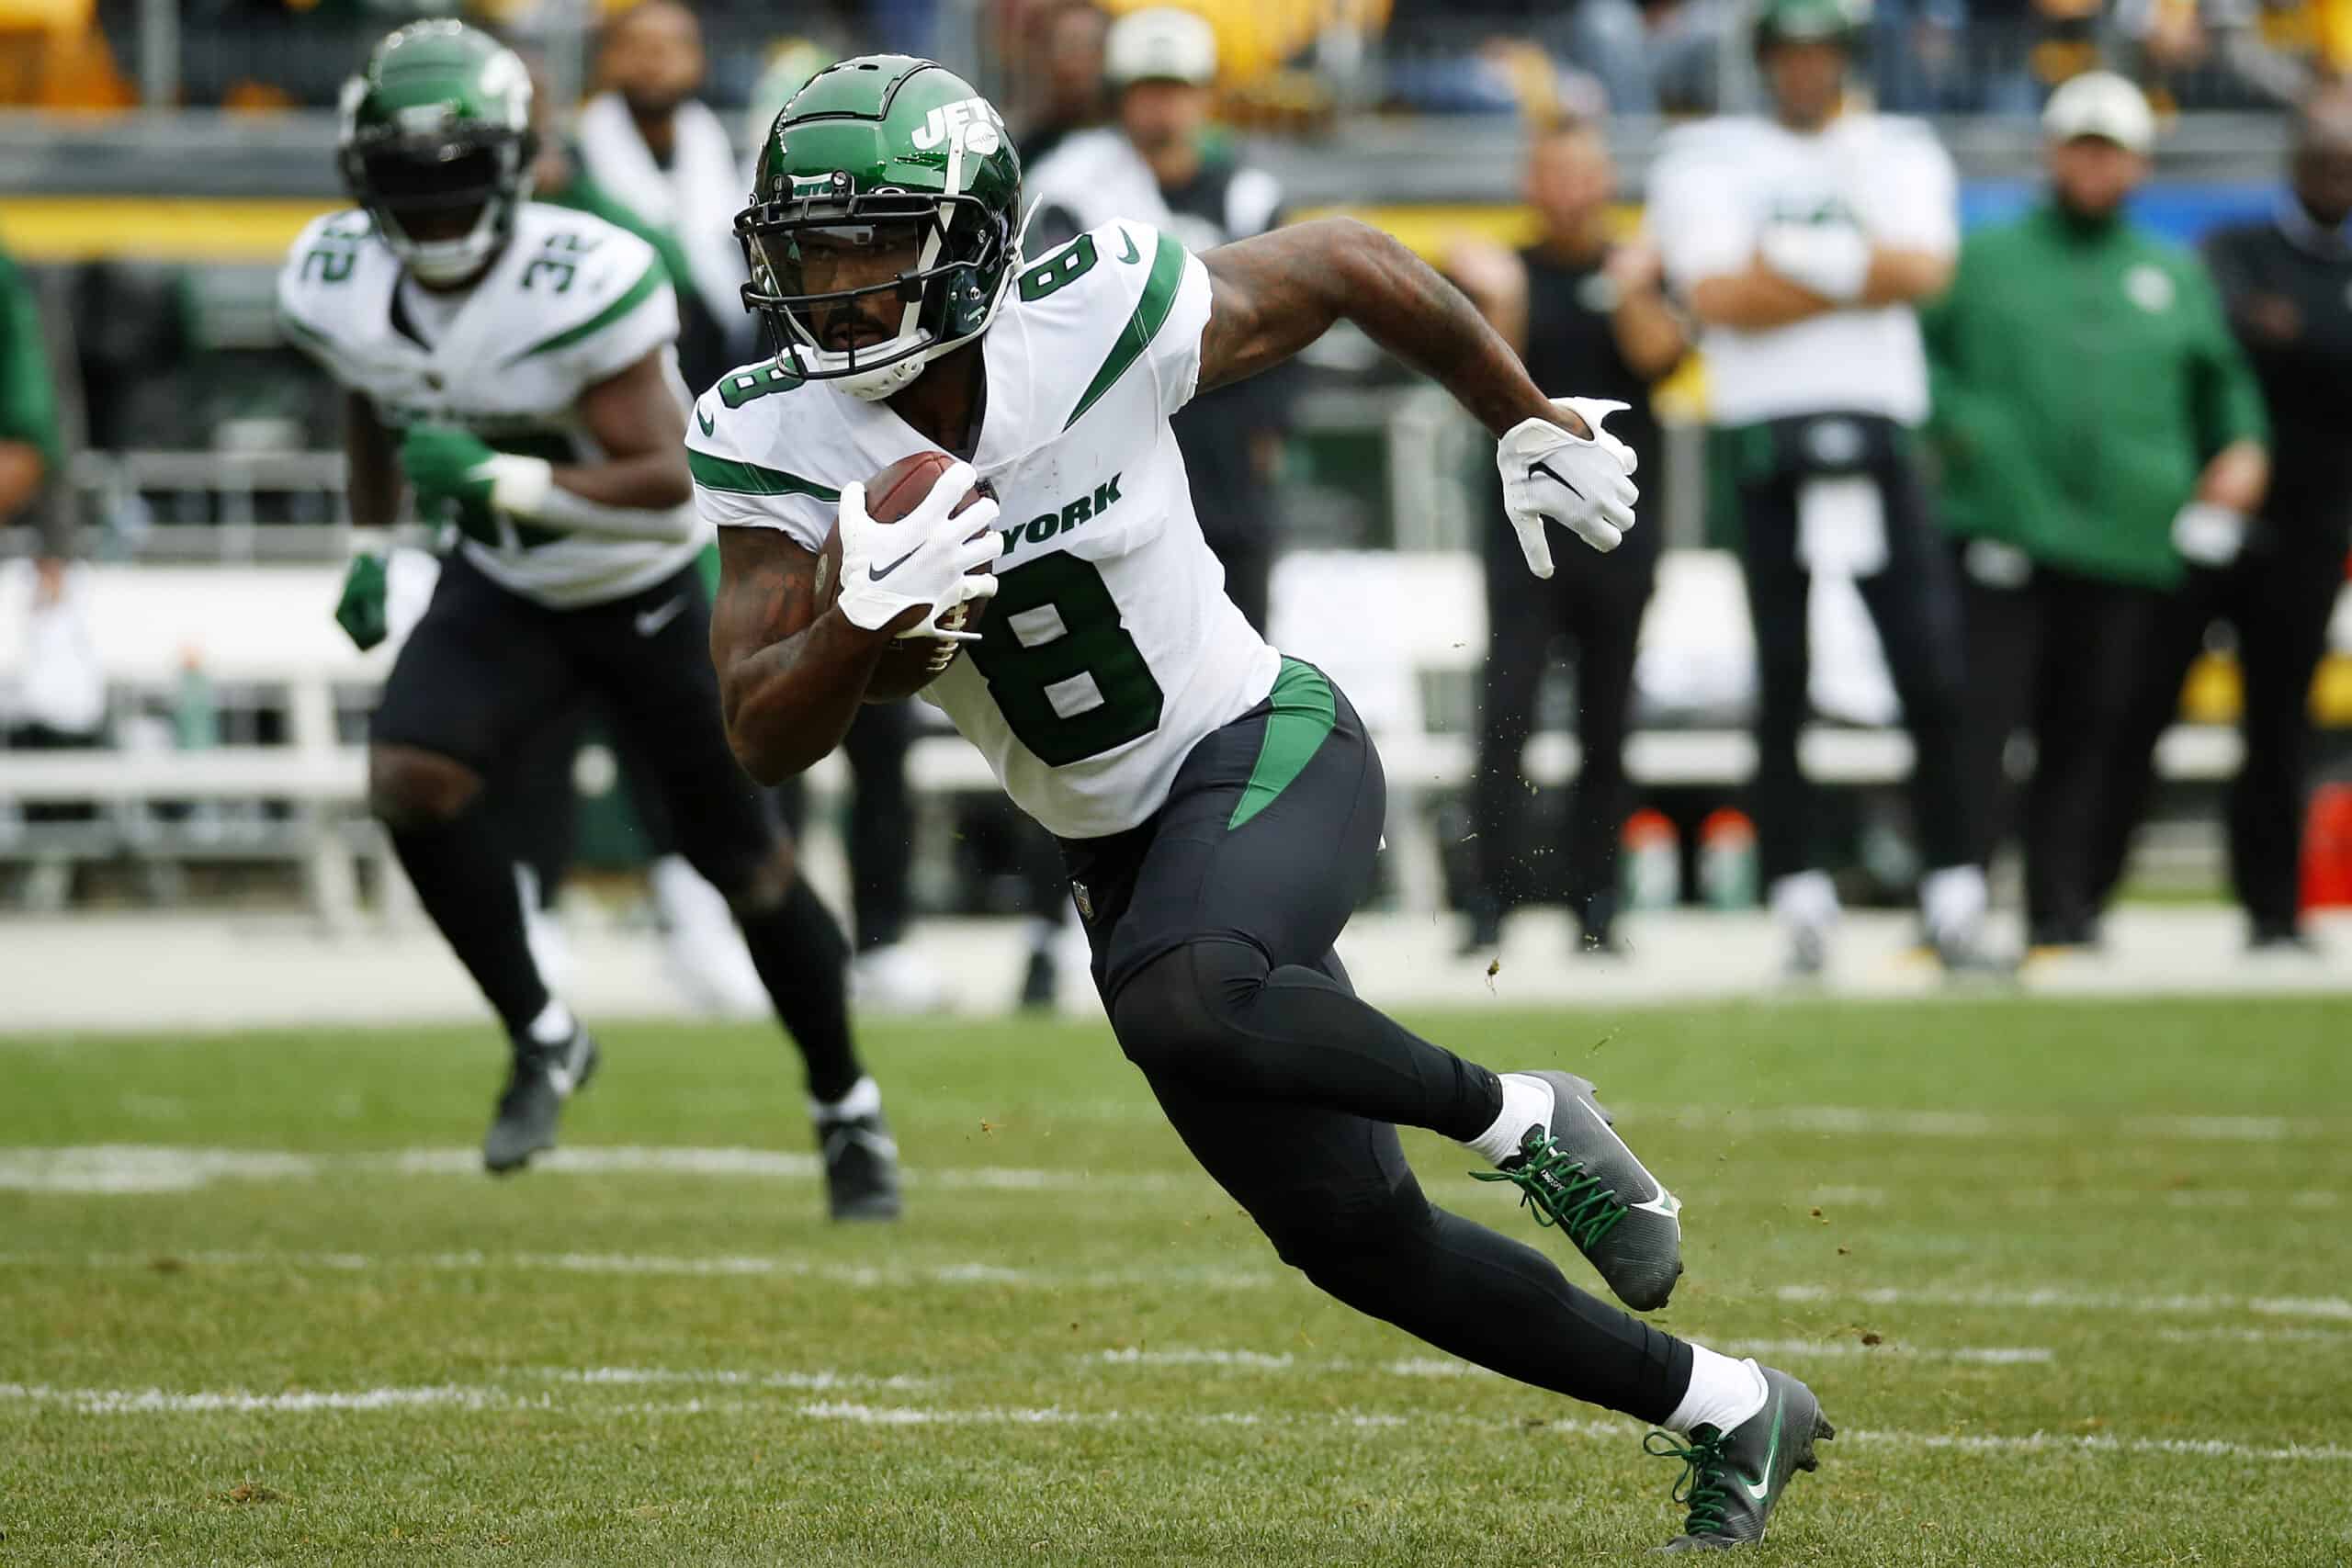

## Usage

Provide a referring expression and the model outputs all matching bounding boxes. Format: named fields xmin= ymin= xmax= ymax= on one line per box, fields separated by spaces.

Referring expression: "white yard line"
xmin=1774 ymin=1283 xmax=2352 ymax=1321
xmin=1093 ymin=1341 xmax=2057 ymax=1375
xmin=6 ymin=1380 xmax=2340 ymax=1464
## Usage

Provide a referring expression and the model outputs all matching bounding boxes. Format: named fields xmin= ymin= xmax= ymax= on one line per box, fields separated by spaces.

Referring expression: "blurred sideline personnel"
xmin=1447 ymin=121 xmax=1686 ymax=958
xmin=2103 ymin=85 xmax=2352 ymax=953
xmin=1922 ymin=73 xmax=2268 ymax=952
xmin=1018 ymin=7 xmax=1297 ymax=1004
xmin=1648 ymin=0 xmax=1994 ymax=974
xmin=1009 ymin=0 xmax=1110 ymax=170
xmin=280 ymin=23 xmax=901 ymax=1217
xmin=575 ymin=0 xmax=749 ymax=395
xmin=0 ymin=236 xmax=56 ymax=541
xmin=701 ymin=54 xmax=1834 ymax=1549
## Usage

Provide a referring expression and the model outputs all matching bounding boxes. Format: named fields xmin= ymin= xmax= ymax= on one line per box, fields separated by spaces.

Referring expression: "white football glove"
xmin=1758 ymin=220 xmax=1871 ymax=303
xmin=1498 ymin=397 xmax=1641 ymax=576
xmin=834 ymin=460 xmax=1004 ymax=642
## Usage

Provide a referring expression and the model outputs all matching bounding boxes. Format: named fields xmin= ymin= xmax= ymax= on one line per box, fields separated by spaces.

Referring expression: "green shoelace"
xmin=1468 ymin=1131 xmax=1625 ymax=1252
xmin=1644 ymin=1427 xmax=1734 ymax=1539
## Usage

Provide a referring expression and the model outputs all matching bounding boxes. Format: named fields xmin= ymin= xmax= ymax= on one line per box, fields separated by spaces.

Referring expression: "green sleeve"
xmin=1922 ymin=238 xmax=2063 ymax=537
xmin=2181 ymin=255 xmax=2270 ymax=458
xmin=0 ymin=251 xmax=62 ymax=470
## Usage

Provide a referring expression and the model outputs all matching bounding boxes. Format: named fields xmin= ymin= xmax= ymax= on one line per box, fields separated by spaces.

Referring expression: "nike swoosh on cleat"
xmin=824 ymin=1126 xmax=900 ymax=1162
xmin=1743 ymin=1394 xmax=1786 ymax=1503
xmin=866 ymin=545 xmax=923 ymax=581
xmin=1574 ymin=1097 xmax=1679 ymax=1214
xmin=633 ymin=596 xmax=688 ymax=637
xmin=1530 ymin=458 xmax=1588 ymax=501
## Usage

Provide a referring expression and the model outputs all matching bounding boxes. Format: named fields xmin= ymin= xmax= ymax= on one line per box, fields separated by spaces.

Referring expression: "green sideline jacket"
xmin=0 ymin=243 xmax=62 ymax=480
xmin=1920 ymin=204 xmax=2268 ymax=590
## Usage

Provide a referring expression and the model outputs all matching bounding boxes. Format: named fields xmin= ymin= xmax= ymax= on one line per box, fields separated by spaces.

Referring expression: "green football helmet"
xmin=734 ymin=55 xmax=1023 ymax=400
xmin=1754 ymin=0 xmax=1870 ymax=54
xmin=338 ymin=20 xmax=537 ymax=286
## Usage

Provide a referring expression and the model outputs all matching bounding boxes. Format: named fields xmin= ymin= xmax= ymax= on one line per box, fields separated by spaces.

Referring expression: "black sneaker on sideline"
xmin=1648 ymin=1364 xmax=1836 ymax=1551
xmin=483 ymin=1027 xmax=599 ymax=1175
xmin=818 ymin=1109 xmax=902 ymax=1222
xmin=1018 ymin=945 xmax=1058 ymax=1011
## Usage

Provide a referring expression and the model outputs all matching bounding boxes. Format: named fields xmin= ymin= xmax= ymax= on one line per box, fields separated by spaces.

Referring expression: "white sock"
xmin=1770 ymin=870 xmax=1840 ymax=932
xmin=1464 ymin=1073 xmax=1557 ymax=1166
xmin=1919 ymin=863 xmax=1987 ymax=945
xmin=526 ymin=998 xmax=576 ymax=1046
xmin=1666 ymin=1348 xmax=1770 ymax=1437
xmin=811 ymin=1075 xmax=882 ymax=1123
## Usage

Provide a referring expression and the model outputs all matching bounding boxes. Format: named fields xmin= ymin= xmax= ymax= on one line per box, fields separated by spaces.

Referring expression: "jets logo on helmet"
xmin=338 ymin=20 xmax=538 ymax=287
xmin=732 ymin=55 xmax=1023 ymax=400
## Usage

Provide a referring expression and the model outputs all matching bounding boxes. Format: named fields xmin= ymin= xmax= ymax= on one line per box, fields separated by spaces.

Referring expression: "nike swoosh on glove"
xmin=834 ymin=459 xmax=1005 ymax=641
xmin=400 ymin=424 xmax=503 ymax=546
xmin=1498 ymin=397 xmax=1641 ymax=576
xmin=334 ymin=548 xmax=390 ymax=651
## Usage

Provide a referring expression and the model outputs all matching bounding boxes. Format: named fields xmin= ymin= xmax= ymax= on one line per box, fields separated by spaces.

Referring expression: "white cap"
xmin=2042 ymin=71 xmax=2156 ymax=154
xmin=1105 ymin=7 xmax=1216 ymax=87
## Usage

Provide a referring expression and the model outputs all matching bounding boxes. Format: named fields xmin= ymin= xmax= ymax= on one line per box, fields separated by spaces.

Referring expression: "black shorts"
xmin=1057 ymin=658 xmax=1387 ymax=1004
xmin=373 ymin=549 xmax=776 ymax=879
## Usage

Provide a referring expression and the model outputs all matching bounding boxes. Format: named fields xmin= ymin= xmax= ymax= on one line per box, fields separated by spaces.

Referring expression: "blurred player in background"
xmin=279 ymin=22 xmax=900 ymax=1218
xmin=702 ymin=56 xmax=1835 ymax=1549
xmin=1923 ymin=73 xmax=2269 ymax=953
xmin=1648 ymin=0 xmax=1994 ymax=976
xmin=2111 ymin=84 xmax=2352 ymax=953
xmin=1449 ymin=118 xmax=1686 ymax=960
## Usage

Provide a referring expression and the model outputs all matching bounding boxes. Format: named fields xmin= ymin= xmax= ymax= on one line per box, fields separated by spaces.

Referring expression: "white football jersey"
xmin=1647 ymin=112 xmax=1957 ymax=427
xmin=690 ymin=219 xmax=1281 ymax=840
xmin=277 ymin=201 xmax=707 ymax=607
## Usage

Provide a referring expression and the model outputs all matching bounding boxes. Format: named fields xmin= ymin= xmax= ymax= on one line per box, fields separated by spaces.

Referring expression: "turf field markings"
xmin=1804 ymin=1186 xmax=2345 ymax=1211
xmin=9 ymin=1382 xmax=2347 ymax=1463
xmin=2152 ymin=1325 xmax=2352 ymax=1345
xmin=1091 ymin=1343 xmax=2055 ymax=1375
xmin=1775 ymin=1283 xmax=2352 ymax=1320
xmin=535 ymin=1367 xmax=934 ymax=1391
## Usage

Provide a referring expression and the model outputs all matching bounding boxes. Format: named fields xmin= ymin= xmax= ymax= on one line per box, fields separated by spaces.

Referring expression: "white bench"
xmin=0 ymin=554 xmax=2262 ymax=920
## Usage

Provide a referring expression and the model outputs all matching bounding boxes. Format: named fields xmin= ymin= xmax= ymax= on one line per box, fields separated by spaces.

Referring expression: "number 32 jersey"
xmin=688 ymin=220 xmax=1282 ymax=840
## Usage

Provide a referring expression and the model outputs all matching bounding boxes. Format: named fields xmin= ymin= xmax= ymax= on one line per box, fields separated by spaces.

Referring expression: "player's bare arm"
xmin=1692 ymin=247 xmax=1951 ymax=331
xmin=345 ymin=389 xmax=401 ymax=529
xmin=559 ymin=348 xmax=691 ymax=510
xmin=709 ymin=525 xmax=909 ymax=785
xmin=1198 ymin=219 xmax=1589 ymax=439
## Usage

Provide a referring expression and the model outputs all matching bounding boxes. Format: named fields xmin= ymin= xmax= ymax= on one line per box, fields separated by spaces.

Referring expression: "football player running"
xmin=702 ymin=57 xmax=1833 ymax=1547
xmin=280 ymin=22 xmax=899 ymax=1218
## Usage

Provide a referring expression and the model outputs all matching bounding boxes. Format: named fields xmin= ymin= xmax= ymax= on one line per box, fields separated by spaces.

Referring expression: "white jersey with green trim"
xmin=277 ymin=201 xmax=706 ymax=608
xmin=688 ymin=219 xmax=1282 ymax=840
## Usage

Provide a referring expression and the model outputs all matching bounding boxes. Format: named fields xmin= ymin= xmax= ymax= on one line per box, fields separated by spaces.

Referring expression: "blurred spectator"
xmin=1648 ymin=0 xmax=1993 ymax=974
xmin=1012 ymin=1 xmax=1110 ymax=168
xmin=1921 ymin=73 xmax=2269 ymax=950
xmin=1377 ymin=0 xmax=1674 ymax=114
xmin=575 ymin=0 xmax=753 ymax=388
xmin=6 ymin=554 xmax=104 ymax=908
xmin=2098 ymin=83 xmax=2352 ymax=952
xmin=1028 ymin=6 xmax=1293 ymax=632
xmin=2221 ymin=0 xmax=2352 ymax=104
xmin=1448 ymin=119 xmax=1685 ymax=957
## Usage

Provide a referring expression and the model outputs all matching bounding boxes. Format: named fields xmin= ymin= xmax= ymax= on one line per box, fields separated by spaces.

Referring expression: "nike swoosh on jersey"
xmin=696 ymin=406 xmax=716 ymax=437
xmin=634 ymin=595 xmax=688 ymax=637
xmin=867 ymin=544 xmax=923 ymax=581
xmin=1530 ymin=457 xmax=1588 ymax=501
xmin=1116 ymin=229 xmax=1143 ymax=265
xmin=1742 ymin=1394 xmax=1786 ymax=1502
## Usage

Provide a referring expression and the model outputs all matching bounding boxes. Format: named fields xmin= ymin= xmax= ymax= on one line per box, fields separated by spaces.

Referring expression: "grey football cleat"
xmin=1470 ymin=1071 xmax=1683 ymax=1310
xmin=1648 ymin=1364 xmax=1835 ymax=1551
xmin=483 ymin=1028 xmax=599 ymax=1174
xmin=817 ymin=1108 xmax=902 ymax=1222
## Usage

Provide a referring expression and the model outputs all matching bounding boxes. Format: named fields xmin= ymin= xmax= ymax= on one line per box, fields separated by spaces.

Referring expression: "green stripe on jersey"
xmin=1063 ymin=230 xmax=1185 ymax=432
xmin=688 ymin=449 xmax=840 ymax=502
xmin=507 ymin=254 xmax=669 ymax=363
xmin=1228 ymin=659 xmax=1337 ymax=831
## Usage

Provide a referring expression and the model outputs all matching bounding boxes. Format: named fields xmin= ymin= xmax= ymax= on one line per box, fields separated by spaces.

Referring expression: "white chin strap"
xmin=386 ymin=194 xmax=512 ymax=286
xmin=837 ymin=344 xmax=938 ymax=400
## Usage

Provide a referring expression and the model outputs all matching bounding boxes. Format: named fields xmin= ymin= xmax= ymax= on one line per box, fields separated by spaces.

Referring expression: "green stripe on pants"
xmin=1228 ymin=658 xmax=1338 ymax=831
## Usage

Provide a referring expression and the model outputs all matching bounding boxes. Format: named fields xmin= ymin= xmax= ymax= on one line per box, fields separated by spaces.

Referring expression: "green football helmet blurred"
xmin=735 ymin=55 xmax=1023 ymax=400
xmin=1753 ymin=0 xmax=1870 ymax=54
xmin=338 ymin=21 xmax=537 ymax=286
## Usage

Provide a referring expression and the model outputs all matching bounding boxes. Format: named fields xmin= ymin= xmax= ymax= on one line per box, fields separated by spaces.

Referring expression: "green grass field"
xmin=3 ymin=997 xmax=2348 ymax=1565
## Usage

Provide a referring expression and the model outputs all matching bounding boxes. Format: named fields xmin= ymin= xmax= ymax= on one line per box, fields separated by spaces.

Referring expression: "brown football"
xmin=815 ymin=451 xmax=995 ymax=703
